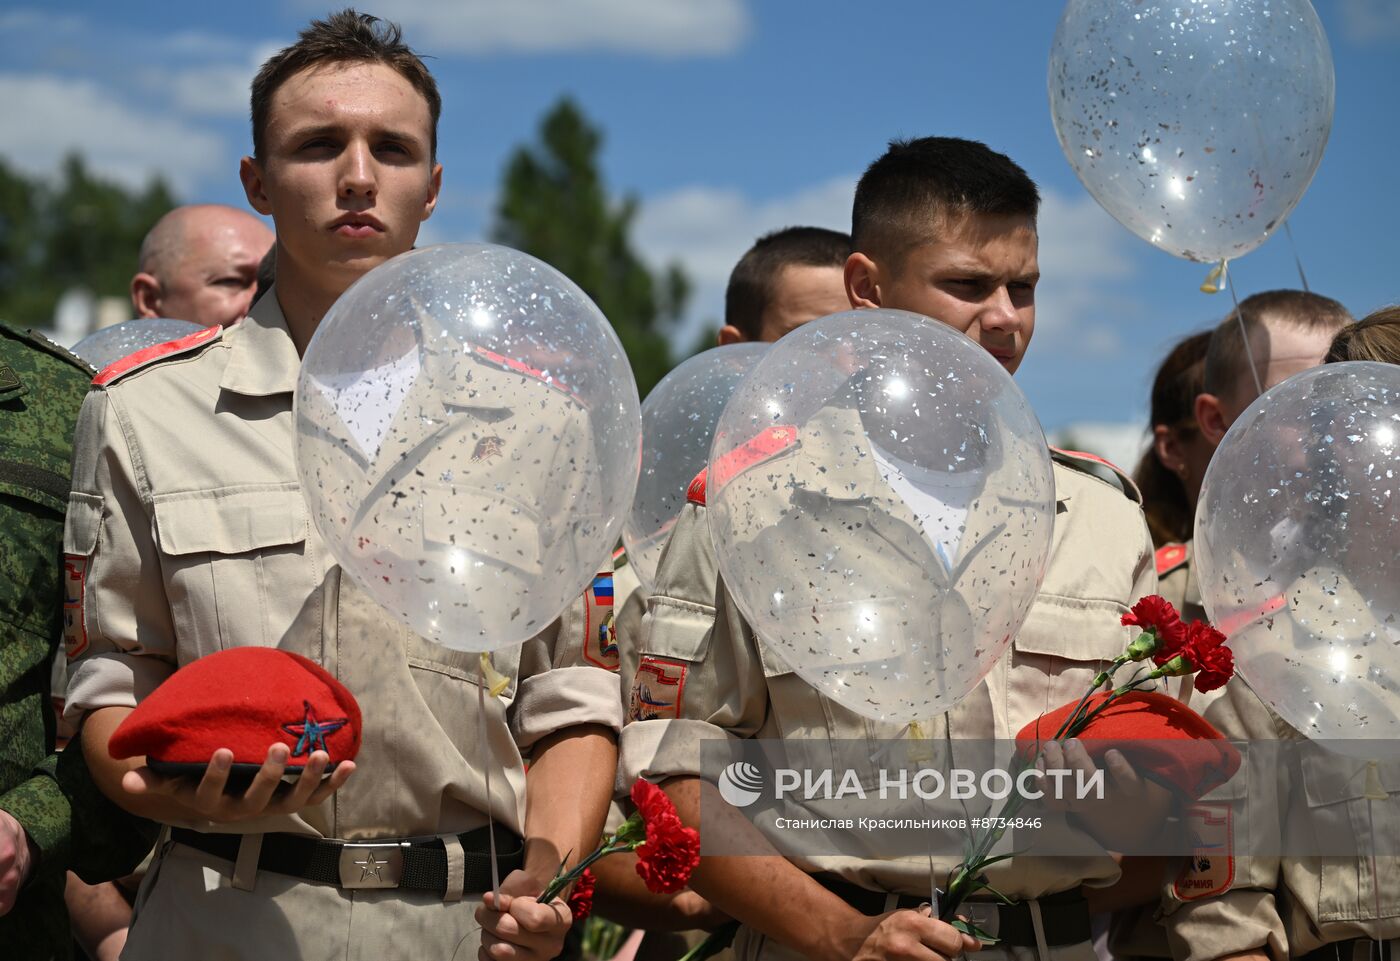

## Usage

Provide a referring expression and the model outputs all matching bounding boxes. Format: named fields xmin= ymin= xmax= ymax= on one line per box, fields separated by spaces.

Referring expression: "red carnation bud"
xmin=566 ymin=869 xmax=596 ymax=921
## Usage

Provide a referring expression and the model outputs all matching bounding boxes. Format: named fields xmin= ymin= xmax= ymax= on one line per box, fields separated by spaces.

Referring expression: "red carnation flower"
xmin=566 ymin=869 xmax=596 ymax=921
xmin=1121 ymin=595 xmax=1188 ymax=664
xmin=629 ymin=779 xmax=700 ymax=894
xmin=1182 ymin=621 xmax=1234 ymax=693
xmin=631 ymin=778 xmax=674 ymax=824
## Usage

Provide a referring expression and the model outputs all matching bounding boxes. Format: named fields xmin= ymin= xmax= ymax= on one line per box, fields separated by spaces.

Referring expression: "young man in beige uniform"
xmin=597 ymin=228 xmax=852 ymax=945
xmin=618 ymin=138 xmax=1161 ymax=961
xmin=63 ymin=13 xmax=620 ymax=961
xmin=1159 ymin=300 xmax=1398 ymax=961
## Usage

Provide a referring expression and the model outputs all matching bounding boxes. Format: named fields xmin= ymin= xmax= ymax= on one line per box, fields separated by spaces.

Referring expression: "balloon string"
xmin=1225 ymin=268 xmax=1266 ymax=398
xmin=1282 ymin=221 xmax=1311 ymax=293
xmin=477 ymin=659 xmax=502 ymax=896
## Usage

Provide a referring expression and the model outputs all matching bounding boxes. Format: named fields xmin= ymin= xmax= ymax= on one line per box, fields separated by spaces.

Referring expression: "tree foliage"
xmin=0 ymin=154 xmax=175 ymax=328
xmin=492 ymin=98 xmax=687 ymax=397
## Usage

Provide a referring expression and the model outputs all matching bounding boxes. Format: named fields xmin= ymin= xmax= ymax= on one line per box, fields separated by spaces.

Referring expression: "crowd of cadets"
xmin=1 ymin=8 xmax=1398 ymax=961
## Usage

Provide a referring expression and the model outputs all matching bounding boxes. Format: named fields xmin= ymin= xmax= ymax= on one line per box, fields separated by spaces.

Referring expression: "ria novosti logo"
xmin=718 ymin=761 xmax=766 ymax=808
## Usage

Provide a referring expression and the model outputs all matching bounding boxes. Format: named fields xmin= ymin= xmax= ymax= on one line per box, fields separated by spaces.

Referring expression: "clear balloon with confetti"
xmin=294 ymin=244 xmax=642 ymax=652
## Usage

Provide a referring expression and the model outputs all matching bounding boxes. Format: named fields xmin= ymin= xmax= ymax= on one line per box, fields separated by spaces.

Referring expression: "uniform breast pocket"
xmin=1007 ymin=596 xmax=1138 ymax=729
xmin=152 ymin=485 xmax=315 ymax=658
xmin=1295 ymin=752 xmax=1400 ymax=922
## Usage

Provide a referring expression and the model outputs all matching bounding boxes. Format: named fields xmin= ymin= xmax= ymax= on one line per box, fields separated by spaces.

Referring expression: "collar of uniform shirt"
xmin=219 ymin=284 xmax=301 ymax=397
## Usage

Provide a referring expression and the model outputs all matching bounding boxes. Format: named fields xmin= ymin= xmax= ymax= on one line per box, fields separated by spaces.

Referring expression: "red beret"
xmin=1015 ymin=691 xmax=1241 ymax=800
xmin=111 ymin=647 xmax=361 ymax=782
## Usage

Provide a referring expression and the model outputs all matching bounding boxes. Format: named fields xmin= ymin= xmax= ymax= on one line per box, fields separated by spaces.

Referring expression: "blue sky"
xmin=3 ymin=0 xmax=1397 ymax=435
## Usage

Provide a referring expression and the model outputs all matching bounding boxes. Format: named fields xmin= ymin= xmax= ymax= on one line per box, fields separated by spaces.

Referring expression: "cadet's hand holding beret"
xmin=111 ymin=647 xmax=361 ymax=784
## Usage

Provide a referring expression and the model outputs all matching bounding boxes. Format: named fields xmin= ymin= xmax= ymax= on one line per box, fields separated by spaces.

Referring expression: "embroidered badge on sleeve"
xmin=1173 ymin=803 xmax=1235 ymax=900
xmin=627 ymin=655 xmax=688 ymax=722
xmin=583 ymin=571 xmax=619 ymax=671
xmin=63 ymin=554 xmax=89 ymax=659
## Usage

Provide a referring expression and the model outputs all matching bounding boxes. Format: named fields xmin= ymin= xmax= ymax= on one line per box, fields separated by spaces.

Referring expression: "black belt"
xmin=814 ymin=874 xmax=1091 ymax=947
xmin=1299 ymin=940 xmax=1396 ymax=961
xmin=170 ymin=825 xmax=524 ymax=895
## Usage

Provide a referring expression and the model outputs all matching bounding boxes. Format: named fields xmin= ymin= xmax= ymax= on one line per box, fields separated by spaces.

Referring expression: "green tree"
xmin=0 ymin=154 xmax=175 ymax=329
xmin=492 ymin=98 xmax=688 ymax=397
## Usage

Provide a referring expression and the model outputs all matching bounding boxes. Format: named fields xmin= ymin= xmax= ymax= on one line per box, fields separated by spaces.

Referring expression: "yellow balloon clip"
xmin=907 ymin=720 xmax=936 ymax=765
xmin=1200 ymin=259 xmax=1229 ymax=295
xmin=479 ymin=652 xmax=512 ymax=698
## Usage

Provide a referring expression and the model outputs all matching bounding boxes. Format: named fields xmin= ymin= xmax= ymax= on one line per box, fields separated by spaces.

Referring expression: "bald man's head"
xmin=131 ymin=205 xmax=274 ymax=327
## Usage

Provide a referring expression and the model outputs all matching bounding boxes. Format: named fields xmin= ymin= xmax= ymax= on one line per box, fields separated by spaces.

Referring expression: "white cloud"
xmin=0 ymin=74 xmax=227 ymax=194
xmin=135 ymin=42 xmax=281 ymax=119
xmin=1339 ymin=0 xmax=1400 ymax=45
xmin=1032 ymin=188 xmax=1141 ymax=351
xmin=634 ymin=176 xmax=854 ymax=342
xmin=360 ymin=0 xmax=750 ymax=57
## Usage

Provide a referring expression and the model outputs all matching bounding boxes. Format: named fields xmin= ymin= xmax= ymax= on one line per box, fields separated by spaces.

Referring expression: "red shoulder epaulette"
xmin=687 ymin=468 xmax=708 ymax=506
xmin=470 ymin=344 xmax=577 ymax=400
xmin=92 ymin=325 xmax=223 ymax=387
xmin=1155 ymin=543 xmax=1190 ymax=577
xmin=711 ymin=425 xmax=798 ymax=492
xmin=1049 ymin=446 xmax=1143 ymax=503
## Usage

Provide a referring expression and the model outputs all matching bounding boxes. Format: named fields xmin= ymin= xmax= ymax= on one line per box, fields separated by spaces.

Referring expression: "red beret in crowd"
xmin=110 ymin=647 xmax=361 ymax=781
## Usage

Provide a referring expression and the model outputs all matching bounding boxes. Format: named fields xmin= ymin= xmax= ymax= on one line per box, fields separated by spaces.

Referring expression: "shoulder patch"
xmin=0 ymin=323 xmax=93 ymax=374
xmin=628 ymin=655 xmax=688 ymax=722
xmin=93 ymin=325 xmax=222 ymax=387
xmin=687 ymin=468 xmax=708 ymax=506
xmin=1174 ymin=803 xmax=1234 ymax=900
xmin=1050 ymin=446 xmax=1143 ymax=503
xmin=1156 ymin=543 xmax=1190 ymax=577
xmin=583 ymin=571 xmax=619 ymax=671
xmin=711 ymin=425 xmax=798 ymax=491
xmin=469 ymin=344 xmax=578 ymax=401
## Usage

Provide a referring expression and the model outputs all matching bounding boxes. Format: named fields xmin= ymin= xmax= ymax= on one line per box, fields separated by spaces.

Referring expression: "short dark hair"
xmin=724 ymin=227 xmax=851 ymax=339
xmin=1133 ymin=329 xmax=1212 ymax=547
xmin=852 ymin=137 xmax=1040 ymax=267
xmin=1202 ymin=289 xmax=1352 ymax=399
xmin=250 ymin=9 xmax=441 ymax=160
xmin=1326 ymin=306 xmax=1400 ymax=365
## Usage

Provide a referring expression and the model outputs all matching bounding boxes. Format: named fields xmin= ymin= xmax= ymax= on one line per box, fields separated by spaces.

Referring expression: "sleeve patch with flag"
xmin=583 ymin=571 xmax=619 ymax=671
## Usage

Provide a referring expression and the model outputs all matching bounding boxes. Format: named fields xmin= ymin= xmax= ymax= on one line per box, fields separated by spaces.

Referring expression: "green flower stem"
xmin=539 ymin=838 xmax=638 ymax=905
xmin=1050 ymin=654 xmax=1131 ymax=741
xmin=676 ymin=921 xmax=741 ymax=961
xmin=941 ymin=648 xmax=1175 ymax=922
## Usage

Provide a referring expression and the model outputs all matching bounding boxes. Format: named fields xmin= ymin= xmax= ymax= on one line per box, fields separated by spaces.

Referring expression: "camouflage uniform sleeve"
xmin=617 ymin=502 xmax=773 ymax=790
xmin=1160 ymin=682 xmax=1288 ymax=961
xmin=63 ymin=389 xmax=179 ymax=718
xmin=0 ymin=758 xmax=70 ymax=885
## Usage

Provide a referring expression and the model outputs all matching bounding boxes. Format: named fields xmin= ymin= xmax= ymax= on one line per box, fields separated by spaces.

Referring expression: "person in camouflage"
xmin=0 ymin=322 xmax=157 ymax=959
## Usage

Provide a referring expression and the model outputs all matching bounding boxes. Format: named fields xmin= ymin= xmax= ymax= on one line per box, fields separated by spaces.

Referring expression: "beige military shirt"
xmin=63 ymin=288 xmax=623 ymax=843
xmin=1162 ymin=569 xmax=1400 ymax=960
xmin=618 ymin=409 xmax=1157 ymax=901
xmin=1154 ymin=541 xmax=1205 ymax=626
